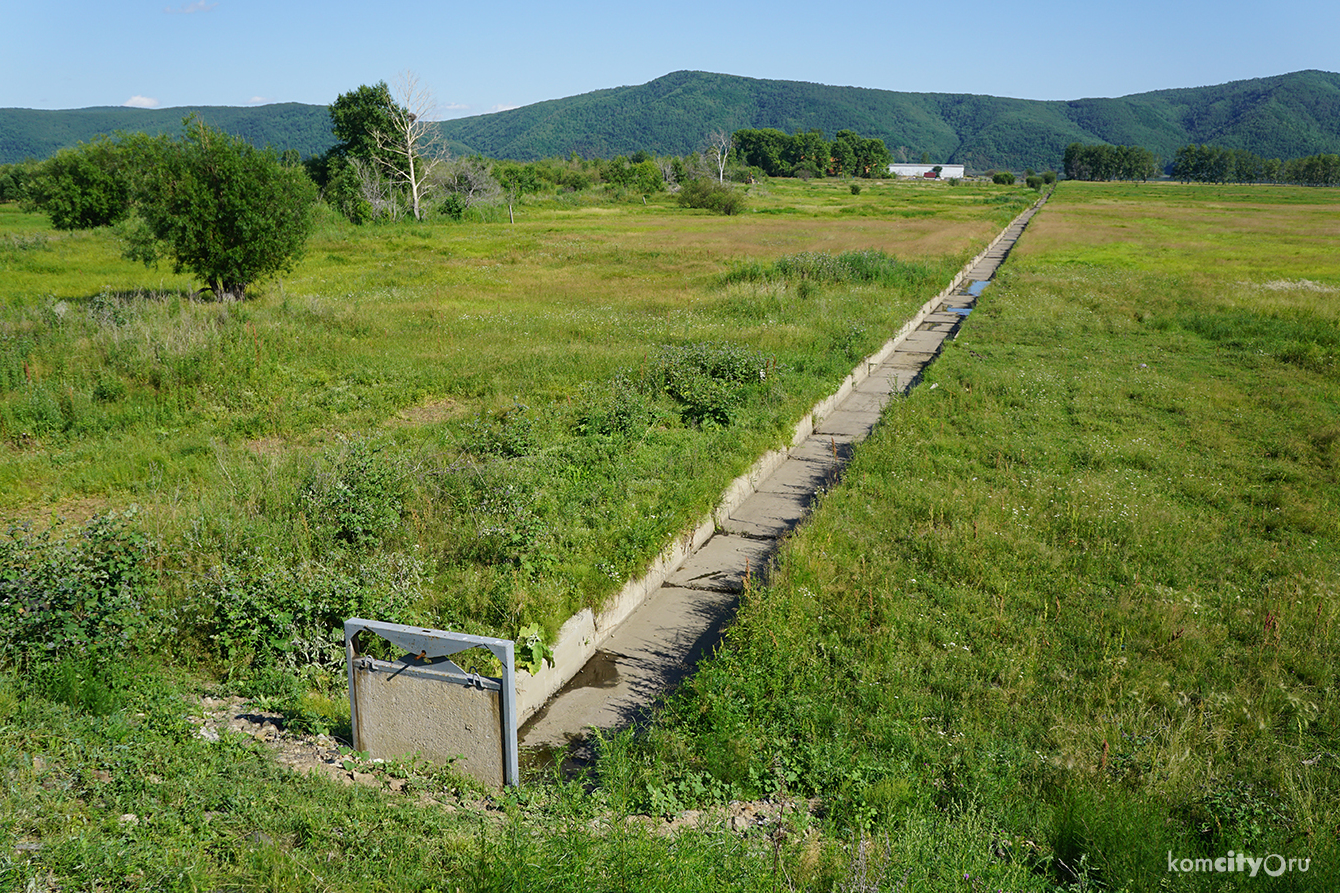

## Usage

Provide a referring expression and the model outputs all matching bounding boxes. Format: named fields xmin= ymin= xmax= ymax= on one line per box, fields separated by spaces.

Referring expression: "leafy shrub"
xmin=515 ymin=622 xmax=555 ymax=674
xmin=992 ymin=171 xmax=1017 ymax=185
xmin=1025 ymin=175 xmax=1044 ymax=190
xmin=463 ymin=401 xmax=536 ymax=458
xmin=0 ymin=511 xmax=153 ymax=671
xmin=642 ymin=341 xmax=775 ymax=427
xmin=294 ymin=438 xmax=408 ymax=549
xmin=439 ymin=192 xmax=467 ymax=221
xmin=850 ymin=183 xmax=862 ymax=195
xmin=575 ymin=373 xmax=654 ymax=439
xmin=203 ymin=549 xmax=422 ymax=674
xmin=676 ymin=179 xmax=746 ymax=216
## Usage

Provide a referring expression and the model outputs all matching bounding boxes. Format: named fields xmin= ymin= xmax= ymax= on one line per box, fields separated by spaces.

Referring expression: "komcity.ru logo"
xmin=1167 ymin=851 xmax=1311 ymax=877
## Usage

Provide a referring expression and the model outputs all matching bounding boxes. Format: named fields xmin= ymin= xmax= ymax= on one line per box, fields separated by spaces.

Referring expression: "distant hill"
xmin=434 ymin=69 xmax=1340 ymax=171
xmin=4 ymin=70 xmax=1339 ymax=171
xmin=0 ymin=103 xmax=334 ymax=164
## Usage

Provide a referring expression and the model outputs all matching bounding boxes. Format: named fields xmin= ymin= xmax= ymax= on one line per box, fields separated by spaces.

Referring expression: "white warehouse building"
xmin=889 ymin=163 xmax=967 ymax=179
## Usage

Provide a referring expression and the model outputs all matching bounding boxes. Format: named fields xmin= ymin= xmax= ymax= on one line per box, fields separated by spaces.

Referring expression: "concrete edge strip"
xmin=514 ymin=193 xmax=1049 ymax=722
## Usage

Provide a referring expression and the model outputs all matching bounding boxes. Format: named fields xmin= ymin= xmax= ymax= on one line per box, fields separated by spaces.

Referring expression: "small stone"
xmin=119 ymin=814 xmax=139 ymax=826
xmin=197 ymin=727 xmax=221 ymax=742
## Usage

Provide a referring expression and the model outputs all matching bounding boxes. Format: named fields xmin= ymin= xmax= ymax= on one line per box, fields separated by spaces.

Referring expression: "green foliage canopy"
xmin=1062 ymin=142 xmax=1160 ymax=181
xmin=24 ymin=118 xmax=318 ymax=299
xmin=124 ymin=119 xmax=318 ymax=299
xmin=23 ymin=136 xmax=141 ymax=229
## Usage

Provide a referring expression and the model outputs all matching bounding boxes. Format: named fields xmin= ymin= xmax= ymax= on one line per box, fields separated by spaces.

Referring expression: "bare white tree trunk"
xmin=351 ymin=157 xmax=402 ymax=221
xmin=656 ymin=157 xmax=679 ymax=191
xmin=373 ymin=71 xmax=448 ymax=221
xmin=430 ymin=156 xmax=501 ymax=213
xmin=707 ymin=129 xmax=732 ymax=183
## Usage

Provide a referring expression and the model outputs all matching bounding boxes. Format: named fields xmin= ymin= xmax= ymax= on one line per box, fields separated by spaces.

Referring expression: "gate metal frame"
xmin=344 ymin=618 xmax=518 ymax=786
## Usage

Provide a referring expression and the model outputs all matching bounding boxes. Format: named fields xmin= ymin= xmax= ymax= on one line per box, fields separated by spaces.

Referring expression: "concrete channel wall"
xmin=514 ymin=194 xmax=1048 ymax=723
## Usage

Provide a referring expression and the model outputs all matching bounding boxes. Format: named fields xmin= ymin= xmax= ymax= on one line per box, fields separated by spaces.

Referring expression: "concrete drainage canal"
xmin=340 ymin=192 xmax=1050 ymax=785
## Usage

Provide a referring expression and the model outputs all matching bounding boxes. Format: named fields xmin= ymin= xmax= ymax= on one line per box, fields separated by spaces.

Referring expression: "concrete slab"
xmin=789 ymin=435 xmax=858 ymax=465
xmin=667 ymin=535 xmax=775 ymax=593
xmin=898 ymin=331 xmax=951 ymax=354
xmin=721 ymin=489 xmax=813 ymax=538
xmin=838 ymin=388 xmax=891 ymax=414
xmin=921 ymin=312 xmax=965 ymax=327
xmin=855 ymin=368 xmax=916 ymax=395
xmin=814 ymin=407 xmax=884 ymax=437
xmin=520 ymin=585 xmax=737 ymax=750
xmin=754 ymin=453 xmax=840 ymax=496
xmin=888 ymin=350 xmax=939 ymax=367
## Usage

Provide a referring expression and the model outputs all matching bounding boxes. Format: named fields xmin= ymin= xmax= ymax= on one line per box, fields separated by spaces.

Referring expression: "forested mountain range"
xmin=4 ymin=69 xmax=1339 ymax=171
xmin=0 ymin=104 xmax=333 ymax=166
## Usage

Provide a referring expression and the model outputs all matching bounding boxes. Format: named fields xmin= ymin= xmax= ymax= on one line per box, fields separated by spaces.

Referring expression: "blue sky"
xmin=4 ymin=0 xmax=1337 ymax=115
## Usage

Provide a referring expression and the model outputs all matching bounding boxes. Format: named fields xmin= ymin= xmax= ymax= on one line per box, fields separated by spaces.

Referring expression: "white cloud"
xmin=123 ymin=96 xmax=160 ymax=108
xmin=164 ymin=1 xmax=217 ymax=13
xmin=247 ymin=96 xmax=272 ymax=105
xmin=490 ymin=103 xmax=519 ymax=113
xmin=442 ymin=102 xmax=469 ymax=111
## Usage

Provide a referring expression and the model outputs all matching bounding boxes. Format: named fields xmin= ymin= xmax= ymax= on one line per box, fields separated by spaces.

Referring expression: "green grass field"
xmin=617 ymin=181 xmax=1340 ymax=889
xmin=4 ymin=178 xmax=1337 ymax=891
xmin=0 ymin=179 xmax=1024 ymax=660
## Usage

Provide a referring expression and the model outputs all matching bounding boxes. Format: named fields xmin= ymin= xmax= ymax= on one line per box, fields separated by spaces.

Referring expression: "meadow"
xmin=0 ymin=178 xmax=1022 ymax=672
xmin=4 ymin=178 xmax=1337 ymax=891
xmin=610 ymin=181 xmax=1340 ymax=890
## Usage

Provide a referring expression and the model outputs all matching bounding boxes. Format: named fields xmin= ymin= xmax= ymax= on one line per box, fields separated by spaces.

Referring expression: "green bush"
xmin=0 ymin=511 xmax=153 ymax=671
xmin=642 ymin=341 xmax=774 ymax=427
xmin=992 ymin=171 xmax=1017 ymax=185
xmin=575 ymin=373 xmax=655 ymax=439
xmin=203 ymin=549 xmax=422 ymax=675
xmin=293 ymin=438 xmax=408 ymax=549
xmin=849 ymin=183 xmax=862 ymax=195
xmin=676 ymin=179 xmax=746 ymax=216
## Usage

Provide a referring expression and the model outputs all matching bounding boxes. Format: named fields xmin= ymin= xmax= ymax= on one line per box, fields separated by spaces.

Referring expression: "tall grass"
xmin=1 ymin=176 xmax=1082 ymax=891
xmin=1 ymin=179 xmax=1019 ymax=662
xmin=618 ymin=182 xmax=1340 ymax=889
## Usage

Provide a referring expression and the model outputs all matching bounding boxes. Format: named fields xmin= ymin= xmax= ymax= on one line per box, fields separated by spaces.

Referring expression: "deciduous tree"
xmin=705 ymin=129 xmax=732 ymax=183
xmin=371 ymin=71 xmax=448 ymax=221
xmin=494 ymin=162 xmax=540 ymax=224
xmin=125 ymin=118 xmax=317 ymax=300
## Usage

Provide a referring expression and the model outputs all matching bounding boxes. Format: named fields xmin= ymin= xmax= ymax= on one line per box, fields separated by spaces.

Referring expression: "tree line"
xmin=1062 ymin=143 xmax=1161 ymax=182
xmin=1170 ymin=144 xmax=1340 ymax=186
xmin=731 ymin=128 xmax=892 ymax=179
xmin=1063 ymin=140 xmax=1340 ymax=186
xmin=5 ymin=74 xmax=802 ymax=298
